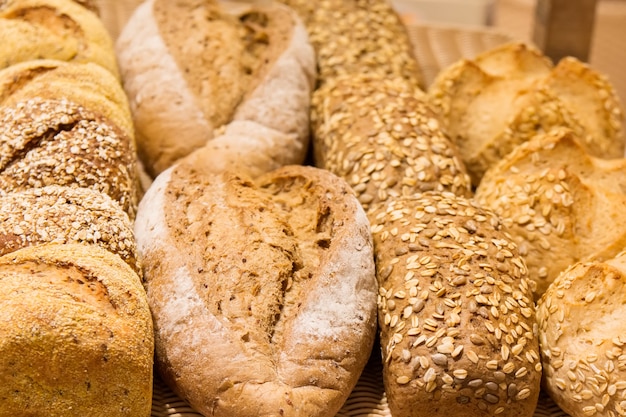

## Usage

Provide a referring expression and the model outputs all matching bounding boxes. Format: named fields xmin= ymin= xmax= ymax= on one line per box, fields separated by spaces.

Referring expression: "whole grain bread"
xmin=369 ymin=191 xmax=541 ymax=417
xmin=0 ymin=0 xmax=118 ymax=76
xmin=475 ymin=127 xmax=626 ymax=298
xmin=537 ymin=252 xmax=626 ymax=417
xmin=0 ymin=243 xmax=153 ymax=417
xmin=116 ymin=0 xmax=315 ymax=177
xmin=134 ymin=163 xmax=377 ymax=417
xmin=428 ymin=42 xmax=625 ymax=186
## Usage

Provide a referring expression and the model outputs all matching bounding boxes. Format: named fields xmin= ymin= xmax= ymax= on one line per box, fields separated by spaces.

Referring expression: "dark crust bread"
xmin=134 ymin=163 xmax=377 ymax=417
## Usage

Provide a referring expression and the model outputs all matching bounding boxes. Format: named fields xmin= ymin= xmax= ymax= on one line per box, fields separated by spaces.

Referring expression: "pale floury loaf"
xmin=116 ymin=0 xmax=316 ymax=177
xmin=134 ymin=163 xmax=378 ymax=417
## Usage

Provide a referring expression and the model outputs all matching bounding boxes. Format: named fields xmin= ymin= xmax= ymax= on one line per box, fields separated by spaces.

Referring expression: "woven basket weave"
xmin=92 ymin=2 xmax=568 ymax=415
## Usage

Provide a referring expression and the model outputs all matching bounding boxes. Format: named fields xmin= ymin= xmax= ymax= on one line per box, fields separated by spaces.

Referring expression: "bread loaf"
xmin=369 ymin=191 xmax=541 ymax=417
xmin=0 ymin=185 xmax=140 ymax=273
xmin=0 ymin=96 xmax=139 ymax=219
xmin=0 ymin=243 xmax=153 ymax=417
xmin=311 ymin=73 xmax=471 ymax=212
xmin=134 ymin=163 xmax=377 ymax=417
xmin=537 ymin=252 xmax=626 ymax=417
xmin=427 ymin=42 xmax=625 ymax=186
xmin=475 ymin=127 xmax=626 ymax=298
xmin=116 ymin=0 xmax=316 ymax=177
xmin=0 ymin=0 xmax=119 ymax=77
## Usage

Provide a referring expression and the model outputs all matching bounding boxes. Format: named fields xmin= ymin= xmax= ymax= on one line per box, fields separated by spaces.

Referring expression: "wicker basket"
xmin=91 ymin=2 xmax=568 ymax=416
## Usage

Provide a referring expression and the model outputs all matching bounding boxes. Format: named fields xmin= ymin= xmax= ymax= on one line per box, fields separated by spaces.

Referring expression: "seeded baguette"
xmin=311 ymin=73 xmax=472 ymax=212
xmin=0 ymin=185 xmax=140 ymax=274
xmin=0 ymin=243 xmax=153 ymax=417
xmin=537 ymin=252 xmax=626 ymax=417
xmin=0 ymin=0 xmax=119 ymax=77
xmin=0 ymin=97 xmax=139 ymax=219
xmin=369 ymin=192 xmax=541 ymax=417
xmin=134 ymin=163 xmax=377 ymax=417
xmin=476 ymin=127 xmax=626 ymax=298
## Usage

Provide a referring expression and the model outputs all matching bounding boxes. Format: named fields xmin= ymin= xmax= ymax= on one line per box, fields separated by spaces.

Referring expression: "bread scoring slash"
xmin=134 ymin=163 xmax=378 ymax=417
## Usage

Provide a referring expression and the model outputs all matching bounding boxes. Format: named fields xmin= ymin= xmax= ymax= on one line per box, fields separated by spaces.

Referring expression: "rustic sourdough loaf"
xmin=369 ymin=192 xmax=541 ymax=417
xmin=475 ymin=127 xmax=626 ymax=298
xmin=116 ymin=0 xmax=315 ymax=177
xmin=537 ymin=252 xmax=626 ymax=417
xmin=134 ymin=163 xmax=377 ymax=417
xmin=0 ymin=0 xmax=119 ymax=76
xmin=0 ymin=185 xmax=140 ymax=274
xmin=428 ymin=42 xmax=625 ymax=186
xmin=0 ymin=243 xmax=153 ymax=417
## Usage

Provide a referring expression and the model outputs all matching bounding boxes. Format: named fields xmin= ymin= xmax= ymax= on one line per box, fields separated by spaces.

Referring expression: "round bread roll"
xmin=537 ymin=252 xmax=626 ymax=417
xmin=0 ymin=185 xmax=140 ymax=274
xmin=0 ymin=0 xmax=119 ymax=76
xmin=0 ymin=97 xmax=139 ymax=219
xmin=134 ymin=163 xmax=377 ymax=417
xmin=0 ymin=243 xmax=153 ymax=417
xmin=427 ymin=42 xmax=624 ymax=186
xmin=116 ymin=0 xmax=316 ymax=177
xmin=475 ymin=127 xmax=626 ymax=298
xmin=311 ymin=72 xmax=472 ymax=212
xmin=0 ymin=59 xmax=134 ymax=139
xmin=369 ymin=191 xmax=542 ymax=417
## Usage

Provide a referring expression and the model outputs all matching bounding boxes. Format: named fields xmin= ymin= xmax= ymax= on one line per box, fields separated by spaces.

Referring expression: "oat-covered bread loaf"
xmin=116 ymin=0 xmax=315 ymax=178
xmin=0 ymin=0 xmax=118 ymax=76
xmin=369 ymin=191 xmax=541 ymax=417
xmin=475 ymin=127 xmax=626 ymax=298
xmin=537 ymin=252 xmax=626 ymax=417
xmin=0 ymin=59 xmax=134 ymax=138
xmin=134 ymin=163 xmax=377 ymax=417
xmin=0 ymin=96 xmax=139 ymax=218
xmin=0 ymin=243 xmax=153 ymax=417
xmin=278 ymin=0 xmax=423 ymax=88
xmin=428 ymin=42 xmax=625 ymax=185
xmin=311 ymin=73 xmax=471 ymax=212
xmin=0 ymin=185 xmax=140 ymax=273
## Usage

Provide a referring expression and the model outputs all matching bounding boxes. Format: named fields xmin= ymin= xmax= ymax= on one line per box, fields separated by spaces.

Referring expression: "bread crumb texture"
xmin=369 ymin=191 xmax=541 ymax=417
xmin=537 ymin=252 xmax=626 ymax=417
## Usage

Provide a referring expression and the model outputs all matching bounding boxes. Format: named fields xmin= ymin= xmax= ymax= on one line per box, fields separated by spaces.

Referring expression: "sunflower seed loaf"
xmin=369 ymin=191 xmax=541 ymax=417
xmin=0 ymin=185 xmax=140 ymax=274
xmin=0 ymin=97 xmax=139 ymax=219
xmin=0 ymin=0 xmax=119 ymax=76
xmin=311 ymin=73 xmax=472 ymax=213
xmin=427 ymin=42 xmax=624 ymax=186
xmin=475 ymin=127 xmax=626 ymax=298
xmin=537 ymin=252 xmax=626 ymax=417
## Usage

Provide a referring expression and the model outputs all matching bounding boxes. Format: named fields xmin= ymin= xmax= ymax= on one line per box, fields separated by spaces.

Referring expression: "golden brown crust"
xmin=134 ymin=164 xmax=377 ymax=417
xmin=0 ymin=97 xmax=139 ymax=219
xmin=0 ymin=185 xmax=140 ymax=274
xmin=369 ymin=192 xmax=541 ymax=417
xmin=0 ymin=243 xmax=153 ymax=417
xmin=311 ymin=73 xmax=472 ymax=212
xmin=537 ymin=253 xmax=626 ymax=417
xmin=0 ymin=0 xmax=118 ymax=76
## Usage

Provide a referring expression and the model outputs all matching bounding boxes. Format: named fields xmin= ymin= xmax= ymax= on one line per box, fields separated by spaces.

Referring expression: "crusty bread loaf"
xmin=428 ymin=42 xmax=625 ymax=186
xmin=0 ymin=96 xmax=139 ymax=219
xmin=116 ymin=0 xmax=316 ymax=177
xmin=134 ymin=163 xmax=377 ymax=417
xmin=0 ymin=185 xmax=140 ymax=274
xmin=537 ymin=252 xmax=626 ymax=417
xmin=0 ymin=0 xmax=119 ymax=77
xmin=0 ymin=243 xmax=153 ymax=417
xmin=311 ymin=72 xmax=472 ymax=212
xmin=475 ymin=127 xmax=626 ymax=298
xmin=369 ymin=191 xmax=542 ymax=417
xmin=278 ymin=0 xmax=423 ymax=88
xmin=0 ymin=59 xmax=134 ymax=138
